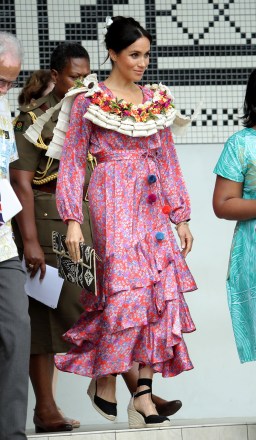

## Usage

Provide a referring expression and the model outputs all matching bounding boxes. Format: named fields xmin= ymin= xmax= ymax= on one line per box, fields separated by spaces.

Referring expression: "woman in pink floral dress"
xmin=55 ymin=16 xmax=197 ymax=429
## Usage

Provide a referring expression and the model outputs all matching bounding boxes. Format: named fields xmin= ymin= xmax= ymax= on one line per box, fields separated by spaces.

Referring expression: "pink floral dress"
xmin=55 ymin=83 xmax=197 ymax=379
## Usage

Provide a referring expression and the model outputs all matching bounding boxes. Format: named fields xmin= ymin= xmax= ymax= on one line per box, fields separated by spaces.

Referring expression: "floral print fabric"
xmin=55 ymin=84 xmax=197 ymax=378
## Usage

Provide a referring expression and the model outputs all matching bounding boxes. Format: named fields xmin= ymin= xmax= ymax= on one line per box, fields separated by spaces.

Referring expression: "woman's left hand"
xmin=66 ymin=220 xmax=84 ymax=263
xmin=176 ymin=223 xmax=194 ymax=257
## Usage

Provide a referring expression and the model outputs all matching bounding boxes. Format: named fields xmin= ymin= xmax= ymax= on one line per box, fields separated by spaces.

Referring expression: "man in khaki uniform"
xmin=12 ymin=87 xmax=94 ymax=350
xmin=10 ymin=42 xmax=93 ymax=433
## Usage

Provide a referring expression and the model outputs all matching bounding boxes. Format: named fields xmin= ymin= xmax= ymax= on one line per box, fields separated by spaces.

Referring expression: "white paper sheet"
xmin=22 ymin=259 xmax=64 ymax=309
xmin=0 ymin=178 xmax=22 ymax=222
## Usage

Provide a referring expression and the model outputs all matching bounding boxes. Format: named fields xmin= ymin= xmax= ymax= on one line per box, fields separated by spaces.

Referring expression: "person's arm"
xmin=11 ymin=111 xmax=46 ymax=278
xmin=213 ymin=175 xmax=256 ymax=220
xmin=56 ymin=93 xmax=92 ymax=263
xmin=158 ymin=128 xmax=193 ymax=257
xmin=212 ymin=131 xmax=256 ymax=221
xmin=10 ymin=168 xmax=46 ymax=279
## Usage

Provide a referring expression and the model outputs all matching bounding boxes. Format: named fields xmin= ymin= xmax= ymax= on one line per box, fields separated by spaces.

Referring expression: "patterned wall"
xmin=2 ymin=0 xmax=256 ymax=143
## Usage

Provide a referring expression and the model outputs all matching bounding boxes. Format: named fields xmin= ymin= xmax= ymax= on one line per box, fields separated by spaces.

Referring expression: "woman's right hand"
xmin=66 ymin=220 xmax=84 ymax=263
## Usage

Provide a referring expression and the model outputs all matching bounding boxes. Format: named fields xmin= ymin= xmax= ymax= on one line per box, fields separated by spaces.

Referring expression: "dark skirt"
xmin=12 ymin=190 xmax=93 ymax=354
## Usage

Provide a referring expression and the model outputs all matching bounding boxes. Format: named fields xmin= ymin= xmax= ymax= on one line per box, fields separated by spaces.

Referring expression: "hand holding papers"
xmin=22 ymin=259 xmax=64 ymax=309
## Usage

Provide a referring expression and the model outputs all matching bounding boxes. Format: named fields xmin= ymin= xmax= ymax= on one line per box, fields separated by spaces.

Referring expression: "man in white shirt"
xmin=0 ymin=32 xmax=30 ymax=440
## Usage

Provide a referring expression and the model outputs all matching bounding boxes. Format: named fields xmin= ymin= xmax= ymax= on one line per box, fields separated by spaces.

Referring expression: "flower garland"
xmin=89 ymin=84 xmax=175 ymax=123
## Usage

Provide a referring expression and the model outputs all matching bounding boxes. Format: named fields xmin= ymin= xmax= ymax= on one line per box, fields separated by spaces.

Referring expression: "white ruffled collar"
xmin=83 ymin=81 xmax=177 ymax=137
xmin=23 ymin=74 xmax=199 ymax=160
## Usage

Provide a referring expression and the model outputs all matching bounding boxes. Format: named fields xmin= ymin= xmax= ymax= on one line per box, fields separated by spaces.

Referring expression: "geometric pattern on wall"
xmin=3 ymin=0 xmax=256 ymax=144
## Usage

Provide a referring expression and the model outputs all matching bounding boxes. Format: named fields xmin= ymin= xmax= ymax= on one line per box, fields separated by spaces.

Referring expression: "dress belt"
xmin=96 ymin=150 xmax=158 ymax=163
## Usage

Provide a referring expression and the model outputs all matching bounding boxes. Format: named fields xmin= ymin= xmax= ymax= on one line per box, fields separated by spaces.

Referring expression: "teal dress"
xmin=214 ymin=127 xmax=256 ymax=363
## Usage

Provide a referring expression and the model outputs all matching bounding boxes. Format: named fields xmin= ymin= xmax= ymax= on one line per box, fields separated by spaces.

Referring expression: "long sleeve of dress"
xmin=158 ymin=128 xmax=191 ymax=224
xmin=56 ymin=94 xmax=92 ymax=224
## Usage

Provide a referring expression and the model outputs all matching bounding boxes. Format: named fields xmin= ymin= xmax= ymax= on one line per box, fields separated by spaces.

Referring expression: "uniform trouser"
xmin=0 ymin=257 xmax=30 ymax=440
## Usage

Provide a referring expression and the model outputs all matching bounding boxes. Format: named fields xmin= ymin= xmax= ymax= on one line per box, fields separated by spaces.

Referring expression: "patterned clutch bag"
xmin=52 ymin=230 xmax=100 ymax=295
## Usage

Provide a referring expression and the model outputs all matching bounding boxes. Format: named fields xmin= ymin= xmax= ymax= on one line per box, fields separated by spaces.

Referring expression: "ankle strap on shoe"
xmin=137 ymin=378 xmax=152 ymax=388
xmin=134 ymin=388 xmax=151 ymax=398
xmin=134 ymin=378 xmax=152 ymax=399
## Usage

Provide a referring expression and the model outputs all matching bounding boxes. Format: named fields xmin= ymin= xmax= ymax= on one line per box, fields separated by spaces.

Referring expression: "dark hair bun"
xmin=104 ymin=15 xmax=152 ymax=54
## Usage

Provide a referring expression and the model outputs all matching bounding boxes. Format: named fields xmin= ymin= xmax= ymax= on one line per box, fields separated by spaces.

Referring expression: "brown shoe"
xmin=155 ymin=400 xmax=182 ymax=417
xmin=33 ymin=412 xmax=73 ymax=433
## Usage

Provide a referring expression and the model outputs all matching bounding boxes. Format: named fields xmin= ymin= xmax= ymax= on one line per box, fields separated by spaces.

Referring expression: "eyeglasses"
xmin=0 ymin=78 xmax=18 ymax=89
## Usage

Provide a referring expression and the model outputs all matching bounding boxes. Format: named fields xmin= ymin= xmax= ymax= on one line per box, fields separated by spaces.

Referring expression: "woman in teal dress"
xmin=213 ymin=69 xmax=256 ymax=363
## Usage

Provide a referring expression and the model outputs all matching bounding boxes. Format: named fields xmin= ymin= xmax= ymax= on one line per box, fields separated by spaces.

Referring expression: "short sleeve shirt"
xmin=213 ymin=128 xmax=256 ymax=200
xmin=0 ymin=95 xmax=18 ymax=262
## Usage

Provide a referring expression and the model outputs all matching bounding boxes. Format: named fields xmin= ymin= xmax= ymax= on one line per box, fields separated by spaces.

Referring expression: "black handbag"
xmin=52 ymin=230 xmax=100 ymax=295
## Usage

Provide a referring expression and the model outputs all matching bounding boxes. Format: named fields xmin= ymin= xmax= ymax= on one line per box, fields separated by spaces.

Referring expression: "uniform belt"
xmin=32 ymin=180 xmax=89 ymax=198
xmin=32 ymin=180 xmax=57 ymax=194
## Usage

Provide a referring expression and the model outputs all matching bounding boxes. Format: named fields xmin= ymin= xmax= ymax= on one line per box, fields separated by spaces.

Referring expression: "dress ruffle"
xmin=102 ymin=229 xmax=195 ymax=297
xmin=55 ymin=230 xmax=196 ymax=378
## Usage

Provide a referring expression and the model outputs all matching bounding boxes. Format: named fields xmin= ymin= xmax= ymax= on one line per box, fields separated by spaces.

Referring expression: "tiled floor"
xmin=27 ymin=419 xmax=256 ymax=440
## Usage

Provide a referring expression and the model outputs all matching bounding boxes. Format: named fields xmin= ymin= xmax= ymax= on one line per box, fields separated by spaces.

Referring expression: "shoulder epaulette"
xmin=19 ymin=95 xmax=50 ymax=113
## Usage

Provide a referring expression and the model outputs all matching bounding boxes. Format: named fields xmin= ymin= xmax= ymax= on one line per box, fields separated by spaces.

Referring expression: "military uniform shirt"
xmin=11 ymin=91 xmax=60 ymax=181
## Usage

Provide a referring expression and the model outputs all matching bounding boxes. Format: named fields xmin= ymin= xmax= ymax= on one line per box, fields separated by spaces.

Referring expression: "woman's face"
xmin=110 ymin=36 xmax=150 ymax=82
xmin=52 ymin=57 xmax=90 ymax=99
